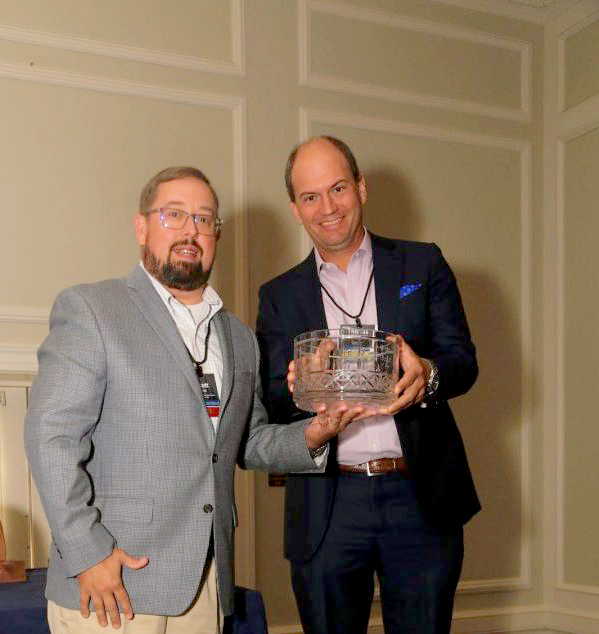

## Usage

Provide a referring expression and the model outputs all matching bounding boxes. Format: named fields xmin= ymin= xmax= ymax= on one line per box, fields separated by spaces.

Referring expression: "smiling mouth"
xmin=320 ymin=216 xmax=344 ymax=228
xmin=170 ymin=242 xmax=201 ymax=258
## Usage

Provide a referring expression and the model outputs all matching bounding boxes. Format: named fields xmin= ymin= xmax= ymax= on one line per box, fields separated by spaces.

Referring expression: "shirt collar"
xmin=140 ymin=261 xmax=223 ymax=313
xmin=314 ymin=228 xmax=372 ymax=273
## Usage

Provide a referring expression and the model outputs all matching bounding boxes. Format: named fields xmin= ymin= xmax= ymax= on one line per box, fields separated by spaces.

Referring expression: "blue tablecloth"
xmin=0 ymin=569 xmax=266 ymax=634
xmin=0 ymin=568 xmax=49 ymax=634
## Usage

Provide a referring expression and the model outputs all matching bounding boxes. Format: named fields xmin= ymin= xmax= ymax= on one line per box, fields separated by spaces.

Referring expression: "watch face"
xmin=426 ymin=363 xmax=440 ymax=397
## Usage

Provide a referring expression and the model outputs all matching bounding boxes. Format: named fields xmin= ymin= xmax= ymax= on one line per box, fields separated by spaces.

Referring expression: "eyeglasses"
xmin=148 ymin=208 xmax=223 ymax=236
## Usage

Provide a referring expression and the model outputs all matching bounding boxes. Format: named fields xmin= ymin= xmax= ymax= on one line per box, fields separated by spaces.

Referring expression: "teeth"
xmin=322 ymin=217 xmax=342 ymax=226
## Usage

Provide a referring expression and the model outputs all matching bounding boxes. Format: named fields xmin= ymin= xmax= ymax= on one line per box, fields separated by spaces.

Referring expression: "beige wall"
xmin=0 ymin=0 xmax=597 ymax=633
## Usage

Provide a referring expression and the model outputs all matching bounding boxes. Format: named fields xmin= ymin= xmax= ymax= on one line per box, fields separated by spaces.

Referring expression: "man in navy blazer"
xmin=256 ymin=137 xmax=480 ymax=634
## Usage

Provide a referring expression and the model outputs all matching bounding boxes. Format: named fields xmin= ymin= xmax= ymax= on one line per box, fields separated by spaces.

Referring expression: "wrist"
xmin=309 ymin=443 xmax=327 ymax=459
xmin=424 ymin=358 xmax=440 ymax=399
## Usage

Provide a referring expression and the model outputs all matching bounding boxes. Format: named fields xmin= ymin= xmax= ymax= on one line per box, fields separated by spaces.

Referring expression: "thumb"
xmin=119 ymin=550 xmax=149 ymax=570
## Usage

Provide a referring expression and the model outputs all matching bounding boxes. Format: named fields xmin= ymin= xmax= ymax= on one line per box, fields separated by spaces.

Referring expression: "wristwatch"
xmin=309 ymin=443 xmax=327 ymax=459
xmin=424 ymin=359 xmax=440 ymax=400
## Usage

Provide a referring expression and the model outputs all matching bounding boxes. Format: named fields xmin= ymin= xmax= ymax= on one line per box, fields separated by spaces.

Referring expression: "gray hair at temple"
xmin=284 ymin=136 xmax=361 ymax=202
xmin=139 ymin=166 xmax=220 ymax=215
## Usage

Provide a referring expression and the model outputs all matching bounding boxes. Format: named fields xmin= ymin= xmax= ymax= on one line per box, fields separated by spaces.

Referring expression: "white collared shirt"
xmin=315 ymin=231 xmax=404 ymax=463
xmin=142 ymin=263 xmax=223 ymax=431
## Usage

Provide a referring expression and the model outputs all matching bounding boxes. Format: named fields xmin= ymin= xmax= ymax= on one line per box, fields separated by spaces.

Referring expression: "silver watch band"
xmin=309 ymin=443 xmax=327 ymax=459
xmin=425 ymin=359 xmax=440 ymax=398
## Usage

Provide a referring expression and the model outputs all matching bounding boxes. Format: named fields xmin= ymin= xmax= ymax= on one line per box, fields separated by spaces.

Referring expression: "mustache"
xmin=169 ymin=239 xmax=203 ymax=255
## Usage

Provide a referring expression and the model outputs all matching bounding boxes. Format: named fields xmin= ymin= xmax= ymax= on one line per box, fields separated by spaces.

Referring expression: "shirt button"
xmin=212 ymin=454 xmax=218 ymax=463
xmin=203 ymin=504 xmax=213 ymax=514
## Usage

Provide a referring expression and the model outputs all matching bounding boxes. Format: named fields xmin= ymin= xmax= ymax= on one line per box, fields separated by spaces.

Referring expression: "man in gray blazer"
xmin=24 ymin=166 xmax=363 ymax=633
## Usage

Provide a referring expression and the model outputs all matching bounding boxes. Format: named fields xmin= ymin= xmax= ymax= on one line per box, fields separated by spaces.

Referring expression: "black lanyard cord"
xmin=318 ymin=268 xmax=374 ymax=328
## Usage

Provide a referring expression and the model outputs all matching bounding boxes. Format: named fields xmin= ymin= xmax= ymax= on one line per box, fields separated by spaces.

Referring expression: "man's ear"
xmin=357 ymin=176 xmax=367 ymax=205
xmin=290 ymin=201 xmax=303 ymax=226
xmin=133 ymin=213 xmax=148 ymax=247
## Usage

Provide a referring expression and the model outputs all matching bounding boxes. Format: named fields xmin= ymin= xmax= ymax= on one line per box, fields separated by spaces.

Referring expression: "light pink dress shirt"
xmin=315 ymin=231 xmax=404 ymax=464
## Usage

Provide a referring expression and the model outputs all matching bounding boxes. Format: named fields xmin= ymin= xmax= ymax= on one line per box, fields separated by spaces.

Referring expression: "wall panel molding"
xmin=0 ymin=344 xmax=38 ymax=373
xmin=0 ymin=0 xmax=245 ymax=76
xmin=557 ymin=8 xmax=599 ymax=114
xmin=0 ymin=60 xmax=244 ymax=109
xmin=298 ymin=0 xmax=532 ymax=122
xmin=555 ymin=118 xmax=599 ymax=597
xmin=0 ymin=61 xmax=249 ymax=324
xmin=432 ymin=0 xmax=578 ymax=24
xmin=299 ymin=107 xmax=533 ymax=594
xmin=0 ymin=306 xmax=48 ymax=324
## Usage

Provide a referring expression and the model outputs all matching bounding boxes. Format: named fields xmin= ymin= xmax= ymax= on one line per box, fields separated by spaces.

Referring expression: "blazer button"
xmin=212 ymin=453 xmax=218 ymax=463
xmin=203 ymin=504 xmax=214 ymax=513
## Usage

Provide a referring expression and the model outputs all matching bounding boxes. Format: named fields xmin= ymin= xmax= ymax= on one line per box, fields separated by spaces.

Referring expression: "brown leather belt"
xmin=338 ymin=457 xmax=409 ymax=477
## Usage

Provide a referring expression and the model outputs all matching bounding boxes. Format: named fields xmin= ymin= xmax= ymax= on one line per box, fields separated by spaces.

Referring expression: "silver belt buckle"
xmin=366 ymin=461 xmax=383 ymax=476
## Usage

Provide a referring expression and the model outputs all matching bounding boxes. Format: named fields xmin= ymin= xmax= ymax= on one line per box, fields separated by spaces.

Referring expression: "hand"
xmin=305 ymin=402 xmax=376 ymax=449
xmin=288 ymin=338 xmax=336 ymax=394
xmin=77 ymin=548 xmax=149 ymax=628
xmin=377 ymin=335 xmax=430 ymax=416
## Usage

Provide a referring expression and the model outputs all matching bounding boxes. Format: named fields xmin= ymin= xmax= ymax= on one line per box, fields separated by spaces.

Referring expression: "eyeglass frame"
xmin=146 ymin=207 xmax=223 ymax=236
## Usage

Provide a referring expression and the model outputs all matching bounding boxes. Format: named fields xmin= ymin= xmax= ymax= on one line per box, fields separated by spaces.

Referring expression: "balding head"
xmin=285 ymin=136 xmax=360 ymax=202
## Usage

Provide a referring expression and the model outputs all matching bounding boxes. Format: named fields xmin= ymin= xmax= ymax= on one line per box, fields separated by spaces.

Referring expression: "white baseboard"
xmin=269 ymin=606 xmax=599 ymax=634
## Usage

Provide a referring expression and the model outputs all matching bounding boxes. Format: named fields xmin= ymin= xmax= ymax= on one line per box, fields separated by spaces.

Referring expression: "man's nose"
xmin=180 ymin=214 xmax=199 ymax=237
xmin=321 ymin=194 xmax=336 ymax=215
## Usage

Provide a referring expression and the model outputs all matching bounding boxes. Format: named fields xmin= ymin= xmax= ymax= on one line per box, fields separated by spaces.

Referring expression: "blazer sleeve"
xmin=24 ymin=287 xmax=115 ymax=577
xmin=238 ymin=329 xmax=322 ymax=474
xmin=426 ymin=244 xmax=478 ymax=401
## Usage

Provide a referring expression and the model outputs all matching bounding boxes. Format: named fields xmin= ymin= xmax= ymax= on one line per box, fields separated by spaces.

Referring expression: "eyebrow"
xmin=298 ymin=179 xmax=349 ymax=197
xmin=162 ymin=200 xmax=216 ymax=213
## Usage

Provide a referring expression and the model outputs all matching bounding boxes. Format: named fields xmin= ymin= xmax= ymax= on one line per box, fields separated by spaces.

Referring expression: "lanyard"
xmin=318 ymin=268 xmax=374 ymax=328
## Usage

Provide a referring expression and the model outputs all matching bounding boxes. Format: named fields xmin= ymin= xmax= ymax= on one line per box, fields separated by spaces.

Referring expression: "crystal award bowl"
xmin=293 ymin=327 xmax=399 ymax=412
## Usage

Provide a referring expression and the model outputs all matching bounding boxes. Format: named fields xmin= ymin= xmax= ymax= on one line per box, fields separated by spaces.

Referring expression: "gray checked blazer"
xmin=24 ymin=266 xmax=318 ymax=617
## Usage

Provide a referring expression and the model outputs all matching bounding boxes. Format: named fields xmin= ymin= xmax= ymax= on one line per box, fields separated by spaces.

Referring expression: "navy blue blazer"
xmin=257 ymin=234 xmax=481 ymax=563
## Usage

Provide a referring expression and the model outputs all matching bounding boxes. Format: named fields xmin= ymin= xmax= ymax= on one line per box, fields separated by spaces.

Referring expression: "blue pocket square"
xmin=400 ymin=283 xmax=423 ymax=299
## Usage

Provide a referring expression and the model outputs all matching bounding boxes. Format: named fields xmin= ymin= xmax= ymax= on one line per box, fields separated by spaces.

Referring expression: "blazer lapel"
xmin=212 ymin=310 xmax=234 ymax=417
xmin=293 ymin=252 xmax=328 ymax=333
xmin=126 ymin=266 xmax=204 ymax=405
xmin=372 ymin=235 xmax=401 ymax=333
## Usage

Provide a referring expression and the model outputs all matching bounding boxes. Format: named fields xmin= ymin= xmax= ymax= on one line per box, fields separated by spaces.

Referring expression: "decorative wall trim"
xmin=0 ymin=306 xmax=48 ymax=324
xmin=271 ymin=604 xmax=599 ymax=634
xmin=557 ymin=9 xmax=599 ymax=114
xmin=431 ymin=0 xmax=578 ymax=23
xmin=555 ymin=117 xmax=599 ymax=597
xmin=0 ymin=60 xmax=248 ymax=322
xmin=0 ymin=60 xmax=244 ymax=109
xmin=545 ymin=605 xmax=599 ymax=634
xmin=299 ymin=0 xmax=532 ymax=122
xmin=299 ymin=107 xmax=533 ymax=594
xmin=0 ymin=345 xmax=38 ymax=373
xmin=0 ymin=0 xmax=245 ymax=76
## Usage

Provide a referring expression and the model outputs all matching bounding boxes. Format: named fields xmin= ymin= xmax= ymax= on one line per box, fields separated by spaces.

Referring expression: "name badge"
xmin=199 ymin=373 xmax=220 ymax=418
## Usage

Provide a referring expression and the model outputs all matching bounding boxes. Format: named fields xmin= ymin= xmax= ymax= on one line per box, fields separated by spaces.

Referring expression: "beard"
xmin=143 ymin=240 xmax=211 ymax=291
